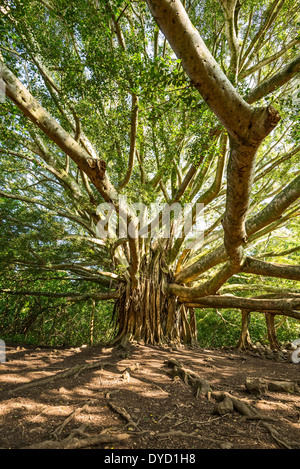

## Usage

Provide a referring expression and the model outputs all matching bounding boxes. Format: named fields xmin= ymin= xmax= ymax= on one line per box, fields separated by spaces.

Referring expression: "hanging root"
xmin=113 ymin=250 xmax=198 ymax=346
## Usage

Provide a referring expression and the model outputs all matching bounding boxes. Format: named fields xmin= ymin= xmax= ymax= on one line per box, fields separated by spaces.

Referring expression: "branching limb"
xmin=218 ymin=0 xmax=240 ymax=78
xmin=178 ymin=294 xmax=300 ymax=315
xmin=240 ymin=38 xmax=300 ymax=79
xmin=242 ymin=257 xmax=300 ymax=281
xmin=238 ymin=0 xmax=285 ymax=73
xmin=0 ymin=60 xmax=142 ymax=286
xmin=245 ymin=55 xmax=300 ymax=104
xmin=0 ymin=60 xmax=113 ymax=200
xmin=175 ymin=171 xmax=300 ymax=284
xmin=146 ymin=0 xmax=254 ymax=140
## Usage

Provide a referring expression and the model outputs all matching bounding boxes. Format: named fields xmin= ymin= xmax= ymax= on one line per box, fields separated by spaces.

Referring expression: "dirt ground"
xmin=0 ymin=340 xmax=299 ymax=450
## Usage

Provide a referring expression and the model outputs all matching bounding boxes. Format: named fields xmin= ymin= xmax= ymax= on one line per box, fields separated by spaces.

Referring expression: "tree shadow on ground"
xmin=0 ymin=342 xmax=299 ymax=449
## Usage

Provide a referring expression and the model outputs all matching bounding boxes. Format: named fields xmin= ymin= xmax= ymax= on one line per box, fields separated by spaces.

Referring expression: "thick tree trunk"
xmin=112 ymin=250 xmax=197 ymax=345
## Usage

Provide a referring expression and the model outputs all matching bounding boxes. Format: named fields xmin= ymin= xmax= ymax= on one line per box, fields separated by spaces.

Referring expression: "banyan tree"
xmin=0 ymin=0 xmax=299 ymax=346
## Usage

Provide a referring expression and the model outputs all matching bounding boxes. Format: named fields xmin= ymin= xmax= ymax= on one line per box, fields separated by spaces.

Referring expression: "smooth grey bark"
xmin=145 ymin=0 xmax=253 ymax=140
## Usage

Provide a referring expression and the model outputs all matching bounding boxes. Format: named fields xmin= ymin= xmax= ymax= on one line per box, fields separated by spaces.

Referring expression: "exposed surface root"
xmin=261 ymin=422 xmax=300 ymax=449
xmin=50 ymin=401 xmax=95 ymax=439
xmin=24 ymin=431 xmax=130 ymax=449
xmin=166 ymin=358 xmax=210 ymax=396
xmin=166 ymin=357 xmax=276 ymax=421
xmin=7 ymin=360 xmax=114 ymax=395
xmin=245 ymin=376 xmax=300 ymax=395
xmin=106 ymin=400 xmax=139 ymax=429
xmin=212 ymin=391 xmax=275 ymax=420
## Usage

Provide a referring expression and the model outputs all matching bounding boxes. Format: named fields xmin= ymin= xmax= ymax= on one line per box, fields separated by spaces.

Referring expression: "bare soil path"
xmin=0 ymin=342 xmax=299 ymax=450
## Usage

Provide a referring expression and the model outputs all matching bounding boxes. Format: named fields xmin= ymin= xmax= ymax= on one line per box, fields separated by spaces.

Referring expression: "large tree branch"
xmin=242 ymin=257 xmax=300 ymax=281
xmin=246 ymin=173 xmax=300 ymax=236
xmin=0 ymin=60 xmax=141 ymax=285
xmin=146 ymin=0 xmax=280 ymax=266
xmin=175 ymin=171 xmax=300 ymax=284
xmin=175 ymin=244 xmax=228 ymax=284
xmin=245 ymin=55 xmax=300 ymax=104
xmin=145 ymin=0 xmax=254 ymax=140
xmin=170 ymin=260 xmax=239 ymax=298
xmin=221 ymin=108 xmax=280 ymax=261
xmin=174 ymin=293 xmax=300 ymax=313
xmin=0 ymin=60 xmax=113 ymax=200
